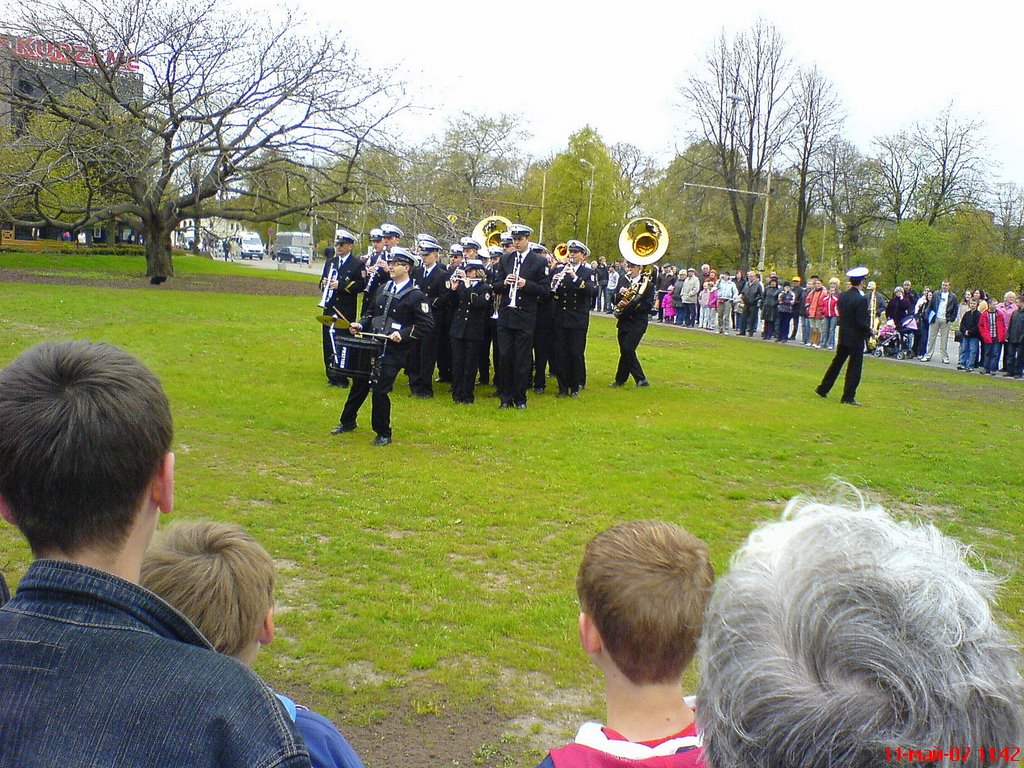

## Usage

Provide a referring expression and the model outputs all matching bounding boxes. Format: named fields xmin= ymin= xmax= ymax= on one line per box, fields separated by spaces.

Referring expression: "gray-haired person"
xmin=698 ymin=492 xmax=1024 ymax=768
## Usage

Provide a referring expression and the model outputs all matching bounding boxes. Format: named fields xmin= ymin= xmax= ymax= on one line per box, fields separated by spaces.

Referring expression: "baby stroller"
xmin=898 ymin=316 xmax=918 ymax=357
xmin=873 ymin=321 xmax=911 ymax=359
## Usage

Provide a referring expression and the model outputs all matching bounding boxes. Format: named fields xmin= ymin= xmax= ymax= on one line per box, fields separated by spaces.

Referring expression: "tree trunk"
xmin=143 ymin=221 xmax=175 ymax=278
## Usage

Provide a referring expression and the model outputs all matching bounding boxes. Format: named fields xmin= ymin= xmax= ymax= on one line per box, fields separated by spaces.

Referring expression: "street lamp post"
xmin=579 ymin=158 xmax=595 ymax=245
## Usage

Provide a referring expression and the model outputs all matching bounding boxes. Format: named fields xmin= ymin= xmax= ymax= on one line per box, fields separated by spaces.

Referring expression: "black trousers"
xmin=615 ymin=321 xmax=647 ymax=384
xmin=339 ymin=357 xmax=401 ymax=438
xmin=742 ymin=308 xmax=759 ymax=335
xmin=497 ymin=326 xmax=534 ymax=406
xmin=435 ymin=310 xmax=453 ymax=381
xmin=322 ymin=325 xmax=348 ymax=384
xmin=554 ymin=326 xmax=588 ymax=393
xmin=532 ymin=326 xmax=552 ymax=390
xmin=479 ymin=321 xmax=494 ymax=384
xmin=408 ymin=330 xmax=438 ymax=396
xmin=452 ymin=337 xmax=484 ymax=402
xmin=818 ymin=344 xmax=864 ymax=402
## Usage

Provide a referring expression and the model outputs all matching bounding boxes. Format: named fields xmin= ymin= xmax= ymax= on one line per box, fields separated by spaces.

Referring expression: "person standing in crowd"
xmin=715 ymin=272 xmax=737 ymax=335
xmin=605 ymin=262 xmax=620 ymax=314
xmin=657 ymin=265 xmax=676 ymax=323
xmin=789 ymin=276 xmax=806 ymax=341
xmin=922 ymin=280 xmax=959 ymax=363
xmin=408 ymin=237 xmax=447 ymax=398
xmin=761 ymin=276 xmax=780 ymax=340
xmin=956 ymin=297 xmax=981 ymax=372
xmin=776 ymin=281 xmax=795 ymax=342
xmin=738 ymin=270 xmax=763 ymax=337
xmin=448 ymin=258 xmax=494 ymax=404
xmin=551 ymin=239 xmax=598 ymax=398
xmin=902 ymin=279 xmax=919 ymax=310
xmin=319 ymin=230 xmax=367 ymax=388
xmin=611 ymin=261 xmax=655 ymax=388
xmin=996 ymin=291 xmax=1018 ymax=373
xmin=493 ymin=224 xmax=550 ymax=410
xmin=820 ymin=278 xmax=840 ymax=350
xmin=594 ymin=257 xmax=609 ymax=312
xmin=1005 ymin=294 xmax=1024 ymax=378
xmin=815 ymin=267 xmax=872 ymax=405
xmin=0 ymin=341 xmax=313 ymax=768
xmin=332 ymin=247 xmax=433 ymax=445
xmin=885 ymin=286 xmax=910 ymax=327
xmin=679 ymin=267 xmax=700 ymax=327
xmin=804 ymin=276 xmax=826 ymax=348
xmin=912 ymin=287 xmax=933 ymax=358
xmin=979 ymin=297 xmax=1007 ymax=375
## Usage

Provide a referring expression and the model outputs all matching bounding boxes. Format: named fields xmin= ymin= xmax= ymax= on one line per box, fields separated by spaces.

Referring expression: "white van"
xmin=237 ymin=231 xmax=265 ymax=260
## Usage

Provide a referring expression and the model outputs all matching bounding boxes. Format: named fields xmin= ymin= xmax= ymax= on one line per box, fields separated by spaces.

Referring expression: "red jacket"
xmin=979 ymin=310 xmax=1007 ymax=344
xmin=820 ymin=292 xmax=839 ymax=318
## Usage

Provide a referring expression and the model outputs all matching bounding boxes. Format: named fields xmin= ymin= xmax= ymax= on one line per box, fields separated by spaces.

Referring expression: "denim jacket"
xmin=0 ymin=560 xmax=312 ymax=768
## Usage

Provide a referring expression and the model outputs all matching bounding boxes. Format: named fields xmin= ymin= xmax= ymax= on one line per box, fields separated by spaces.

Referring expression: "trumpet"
xmin=318 ymin=265 xmax=338 ymax=308
xmin=507 ymin=254 xmax=523 ymax=309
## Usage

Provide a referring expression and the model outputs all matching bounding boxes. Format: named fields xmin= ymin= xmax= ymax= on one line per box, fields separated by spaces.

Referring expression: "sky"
xmin=290 ymin=0 xmax=1023 ymax=185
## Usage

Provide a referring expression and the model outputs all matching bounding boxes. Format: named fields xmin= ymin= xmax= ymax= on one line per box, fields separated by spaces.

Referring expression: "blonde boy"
xmin=142 ymin=521 xmax=365 ymax=768
xmin=538 ymin=521 xmax=714 ymax=768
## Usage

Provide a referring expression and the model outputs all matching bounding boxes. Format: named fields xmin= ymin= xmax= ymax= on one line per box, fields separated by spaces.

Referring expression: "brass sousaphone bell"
xmin=471 ymin=215 xmax=513 ymax=250
xmin=618 ymin=217 xmax=669 ymax=267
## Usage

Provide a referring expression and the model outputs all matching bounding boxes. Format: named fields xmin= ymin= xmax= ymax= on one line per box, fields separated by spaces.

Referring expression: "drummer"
xmin=331 ymin=247 xmax=434 ymax=446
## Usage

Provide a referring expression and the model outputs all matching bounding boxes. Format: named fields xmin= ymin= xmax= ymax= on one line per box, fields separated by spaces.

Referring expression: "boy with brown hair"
xmin=538 ymin=521 xmax=714 ymax=768
xmin=141 ymin=520 xmax=365 ymax=768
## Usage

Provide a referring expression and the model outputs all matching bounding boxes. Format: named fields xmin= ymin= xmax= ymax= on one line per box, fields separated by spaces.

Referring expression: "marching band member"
xmin=332 ymin=247 xmax=433 ymax=446
xmin=448 ymin=258 xmax=494 ymax=404
xmin=481 ymin=245 xmax=504 ymax=388
xmin=530 ymin=243 xmax=555 ymax=394
xmin=319 ymin=230 xmax=367 ymax=388
xmin=408 ymin=237 xmax=447 ymax=398
xmin=366 ymin=228 xmax=386 ymax=268
xmin=493 ymin=224 xmax=551 ymax=410
xmin=551 ymin=239 xmax=598 ymax=397
xmin=610 ymin=260 xmax=655 ymax=388
xmin=364 ymin=223 xmax=402 ymax=309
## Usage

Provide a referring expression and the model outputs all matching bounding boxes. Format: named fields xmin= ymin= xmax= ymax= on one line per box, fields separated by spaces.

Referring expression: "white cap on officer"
xmin=488 ymin=246 xmax=503 ymax=258
xmin=369 ymin=228 xmax=384 ymax=241
xmin=566 ymin=239 xmax=589 ymax=257
xmin=509 ymin=224 xmax=532 ymax=238
xmin=449 ymin=243 xmax=463 ymax=255
xmin=387 ymin=246 xmax=417 ymax=266
xmin=335 ymin=229 xmax=355 ymax=244
xmin=460 ymin=237 xmax=482 ymax=250
xmin=380 ymin=223 xmax=403 ymax=238
xmin=846 ymin=266 xmax=869 ymax=279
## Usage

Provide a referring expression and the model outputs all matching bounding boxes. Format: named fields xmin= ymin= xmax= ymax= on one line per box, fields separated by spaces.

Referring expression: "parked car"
xmin=275 ymin=245 xmax=310 ymax=264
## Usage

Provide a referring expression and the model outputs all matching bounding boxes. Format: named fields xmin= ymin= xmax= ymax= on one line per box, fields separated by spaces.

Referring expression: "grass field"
xmin=1 ymin=254 xmax=1022 ymax=767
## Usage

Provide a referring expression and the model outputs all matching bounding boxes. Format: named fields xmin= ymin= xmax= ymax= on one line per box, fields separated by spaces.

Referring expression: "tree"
xmin=611 ymin=142 xmax=657 ymax=217
xmin=992 ymin=183 xmax=1024 ymax=259
xmin=813 ymin=137 xmax=881 ymax=259
xmin=680 ymin=19 xmax=797 ymax=272
xmin=788 ymin=66 xmax=842 ymax=279
xmin=1 ymin=0 xmax=400 ymax=278
xmin=913 ymin=106 xmax=988 ymax=226
xmin=871 ymin=131 xmax=921 ymax=224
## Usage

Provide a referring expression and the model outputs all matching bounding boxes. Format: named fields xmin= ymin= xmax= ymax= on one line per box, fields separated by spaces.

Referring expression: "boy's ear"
xmin=258 ymin=608 xmax=275 ymax=647
xmin=148 ymin=452 xmax=175 ymax=516
xmin=578 ymin=611 xmax=604 ymax=656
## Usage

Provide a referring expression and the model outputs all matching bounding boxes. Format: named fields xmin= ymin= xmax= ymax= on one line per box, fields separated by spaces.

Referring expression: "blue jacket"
xmin=0 ymin=560 xmax=312 ymax=768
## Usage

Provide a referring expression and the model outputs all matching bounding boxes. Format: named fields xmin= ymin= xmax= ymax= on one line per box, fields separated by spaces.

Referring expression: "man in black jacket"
xmin=448 ymin=259 xmax=494 ymax=403
xmin=408 ymin=238 xmax=448 ymax=397
xmin=493 ymin=224 xmax=551 ymax=410
xmin=320 ymin=230 xmax=367 ymax=387
xmin=332 ymin=248 xmax=433 ymax=445
xmin=816 ymin=267 xmax=872 ymax=406
xmin=611 ymin=261 xmax=656 ymax=388
xmin=551 ymin=239 xmax=598 ymax=397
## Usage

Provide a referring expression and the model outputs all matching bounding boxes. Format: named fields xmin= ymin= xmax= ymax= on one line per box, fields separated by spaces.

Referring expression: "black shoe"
xmin=515 ymin=403 xmax=527 ymax=410
xmin=371 ymin=435 xmax=392 ymax=446
xmin=331 ymin=422 xmax=356 ymax=435
xmin=840 ymin=399 xmax=862 ymax=407
xmin=609 ymin=381 xmax=624 ymax=388
xmin=636 ymin=379 xmax=650 ymax=387
xmin=533 ymin=387 xmax=545 ymax=394
xmin=556 ymin=391 xmax=570 ymax=398
xmin=498 ymin=403 xmax=513 ymax=410
xmin=815 ymin=387 xmax=828 ymax=398
xmin=570 ymin=390 xmax=580 ymax=398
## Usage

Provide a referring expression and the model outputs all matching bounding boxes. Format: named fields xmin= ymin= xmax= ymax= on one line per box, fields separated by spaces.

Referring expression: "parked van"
xmin=272 ymin=231 xmax=313 ymax=264
xmin=237 ymin=231 xmax=265 ymax=260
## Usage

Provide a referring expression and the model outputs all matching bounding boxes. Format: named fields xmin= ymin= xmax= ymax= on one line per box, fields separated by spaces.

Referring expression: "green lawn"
xmin=1 ymin=266 xmax=1021 ymax=766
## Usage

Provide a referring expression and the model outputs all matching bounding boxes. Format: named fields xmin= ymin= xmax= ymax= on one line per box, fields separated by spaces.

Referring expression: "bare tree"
xmin=1 ymin=0 xmax=401 ymax=278
xmin=992 ymin=182 xmax=1024 ymax=259
xmin=680 ymin=19 xmax=797 ymax=272
xmin=788 ymin=65 xmax=842 ymax=278
xmin=913 ymin=106 xmax=987 ymax=225
xmin=814 ymin=136 xmax=880 ymax=259
xmin=870 ymin=131 xmax=921 ymax=224
xmin=611 ymin=141 xmax=656 ymax=217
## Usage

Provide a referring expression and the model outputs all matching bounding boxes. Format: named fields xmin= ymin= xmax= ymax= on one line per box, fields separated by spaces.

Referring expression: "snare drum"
xmin=330 ymin=334 xmax=383 ymax=380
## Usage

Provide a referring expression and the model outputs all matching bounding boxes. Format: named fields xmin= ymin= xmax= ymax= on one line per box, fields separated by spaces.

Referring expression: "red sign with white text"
xmin=1 ymin=35 xmax=139 ymax=73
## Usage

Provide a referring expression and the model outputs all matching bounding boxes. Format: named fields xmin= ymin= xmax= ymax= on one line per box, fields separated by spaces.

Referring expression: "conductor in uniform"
xmin=493 ymin=224 xmax=551 ymax=410
xmin=610 ymin=260 xmax=655 ymax=388
xmin=551 ymin=239 xmax=598 ymax=397
xmin=332 ymin=247 xmax=433 ymax=445
xmin=320 ymin=229 xmax=367 ymax=387
xmin=815 ymin=266 xmax=872 ymax=406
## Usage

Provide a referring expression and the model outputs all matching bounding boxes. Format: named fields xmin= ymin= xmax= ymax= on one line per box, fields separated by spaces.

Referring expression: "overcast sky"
xmin=295 ymin=0 xmax=1022 ymax=185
